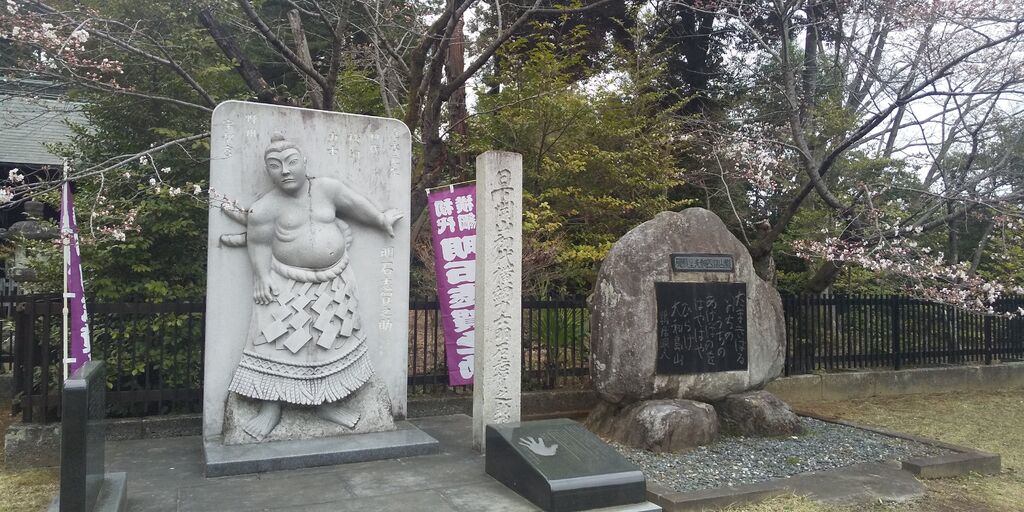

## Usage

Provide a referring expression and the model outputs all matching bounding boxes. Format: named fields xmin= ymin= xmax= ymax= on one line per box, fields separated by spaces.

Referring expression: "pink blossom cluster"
xmin=793 ymin=235 xmax=1021 ymax=314
xmin=0 ymin=7 xmax=125 ymax=86
xmin=722 ymin=136 xmax=792 ymax=197
xmin=683 ymin=128 xmax=795 ymax=220
xmin=207 ymin=187 xmax=246 ymax=214
xmin=902 ymin=0 xmax=1024 ymax=21
xmin=0 ymin=168 xmax=24 ymax=204
xmin=83 ymin=195 xmax=139 ymax=243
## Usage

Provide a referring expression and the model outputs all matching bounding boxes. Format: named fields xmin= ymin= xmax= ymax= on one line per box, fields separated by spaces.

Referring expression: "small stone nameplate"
xmin=670 ymin=253 xmax=734 ymax=273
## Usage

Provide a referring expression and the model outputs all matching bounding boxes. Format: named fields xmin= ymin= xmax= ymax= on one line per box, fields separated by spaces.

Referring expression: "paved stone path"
xmin=109 ymin=415 xmax=538 ymax=512
xmin=105 ymin=412 xmax=929 ymax=511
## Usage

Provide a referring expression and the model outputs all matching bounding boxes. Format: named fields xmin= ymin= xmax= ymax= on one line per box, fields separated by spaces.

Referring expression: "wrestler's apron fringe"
xmin=228 ymin=346 xmax=374 ymax=405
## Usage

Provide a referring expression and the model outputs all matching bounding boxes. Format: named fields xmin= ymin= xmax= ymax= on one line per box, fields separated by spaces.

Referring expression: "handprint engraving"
xmin=518 ymin=436 xmax=558 ymax=457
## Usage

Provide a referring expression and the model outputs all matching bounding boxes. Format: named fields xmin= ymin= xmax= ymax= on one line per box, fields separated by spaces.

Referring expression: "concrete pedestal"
xmin=203 ymin=421 xmax=439 ymax=477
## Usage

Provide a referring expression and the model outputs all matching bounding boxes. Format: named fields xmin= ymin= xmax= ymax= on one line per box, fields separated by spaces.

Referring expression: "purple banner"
xmin=61 ymin=181 xmax=91 ymax=378
xmin=427 ymin=183 xmax=476 ymax=386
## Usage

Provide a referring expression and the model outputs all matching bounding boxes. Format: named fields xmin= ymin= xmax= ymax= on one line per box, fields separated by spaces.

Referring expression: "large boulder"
xmin=589 ymin=208 xmax=785 ymax=404
xmin=714 ymin=390 xmax=804 ymax=437
xmin=587 ymin=399 xmax=718 ymax=452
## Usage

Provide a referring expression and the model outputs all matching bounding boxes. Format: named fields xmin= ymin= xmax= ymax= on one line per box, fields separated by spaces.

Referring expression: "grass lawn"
xmin=726 ymin=389 xmax=1024 ymax=512
xmin=0 ymin=401 xmax=58 ymax=512
xmin=0 ymin=391 xmax=1020 ymax=511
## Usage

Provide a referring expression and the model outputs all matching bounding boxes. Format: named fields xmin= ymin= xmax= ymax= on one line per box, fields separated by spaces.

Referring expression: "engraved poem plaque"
xmin=655 ymin=282 xmax=747 ymax=374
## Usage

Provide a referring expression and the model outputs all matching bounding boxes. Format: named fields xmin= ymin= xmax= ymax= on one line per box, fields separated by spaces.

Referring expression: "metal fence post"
xmin=783 ymin=295 xmax=790 ymax=376
xmin=985 ymin=315 xmax=993 ymax=365
xmin=21 ymin=300 xmax=35 ymax=423
xmin=891 ymin=295 xmax=901 ymax=370
xmin=11 ymin=303 xmax=26 ymax=413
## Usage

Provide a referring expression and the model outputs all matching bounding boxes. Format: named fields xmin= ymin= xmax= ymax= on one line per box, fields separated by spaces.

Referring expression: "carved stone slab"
xmin=472 ymin=151 xmax=523 ymax=450
xmin=204 ymin=101 xmax=411 ymax=442
xmin=485 ymin=419 xmax=649 ymax=512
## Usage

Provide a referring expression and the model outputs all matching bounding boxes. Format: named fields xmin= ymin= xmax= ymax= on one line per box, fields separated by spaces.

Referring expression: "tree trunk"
xmin=752 ymin=251 xmax=777 ymax=285
xmin=751 ymin=222 xmax=777 ymax=284
xmin=946 ymin=202 xmax=959 ymax=264
xmin=197 ymin=7 xmax=286 ymax=105
xmin=969 ymin=220 xmax=995 ymax=274
xmin=286 ymin=10 xmax=324 ymax=109
xmin=805 ymin=261 xmax=843 ymax=294
xmin=410 ymin=121 xmax=448 ymax=245
xmin=445 ymin=19 xmax=469 ymax=177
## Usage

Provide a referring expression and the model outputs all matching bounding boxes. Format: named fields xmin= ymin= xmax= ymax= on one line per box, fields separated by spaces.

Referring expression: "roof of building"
xmin=0 ymin=79 xmax=88 ymax=167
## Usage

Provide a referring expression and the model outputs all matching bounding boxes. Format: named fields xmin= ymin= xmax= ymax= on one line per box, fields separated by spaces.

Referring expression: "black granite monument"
xmin=49 ymin=361 xmax=127 ymax=512
xmin=486 ymin=419 xmax=657 ymax=512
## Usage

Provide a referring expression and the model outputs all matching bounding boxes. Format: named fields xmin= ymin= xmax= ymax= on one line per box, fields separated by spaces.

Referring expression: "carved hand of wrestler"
xmin=381 ymin=208 xmax=403 ymax=238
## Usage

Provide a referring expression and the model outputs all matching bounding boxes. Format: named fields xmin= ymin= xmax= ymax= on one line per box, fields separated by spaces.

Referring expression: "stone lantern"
xmin=5 ymin=200 xmax=59 ymax=283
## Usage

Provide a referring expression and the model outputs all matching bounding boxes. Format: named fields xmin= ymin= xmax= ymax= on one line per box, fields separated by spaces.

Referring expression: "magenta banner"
xmin=428 ymin=183 xmax=476 ymax=386
xmin=61 ymin=181 xmax=91 ymax=378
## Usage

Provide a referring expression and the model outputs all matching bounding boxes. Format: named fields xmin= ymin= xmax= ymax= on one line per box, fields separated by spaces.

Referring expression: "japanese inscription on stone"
xmin=473 ymin=151 xmax=522 ymax=451
xmin=379 ymin=246 xmax=395 ymax=332
xmin=671 ymin=253 xmax=734 ymax=273
xmin=655 ymin=282 xmax=747 ymax=374
xmin=489 ymin=168 xmax=517 ymax=422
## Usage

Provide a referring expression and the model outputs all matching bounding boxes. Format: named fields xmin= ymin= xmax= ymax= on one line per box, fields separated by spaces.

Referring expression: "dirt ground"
xmin=728 ymin=389 xmax=1024 ymax=512
xmin=0 ymin=400 xmax=58 ymax=512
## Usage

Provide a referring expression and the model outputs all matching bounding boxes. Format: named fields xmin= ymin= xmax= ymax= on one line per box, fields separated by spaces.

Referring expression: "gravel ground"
xmin=613 ymin=417 xmax=952 ymax=493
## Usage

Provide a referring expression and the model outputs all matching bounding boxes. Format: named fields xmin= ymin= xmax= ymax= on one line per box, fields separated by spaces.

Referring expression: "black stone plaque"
xmin=486 ymin=419 xmax=647 ymax=512
xmin=59 ymin=361 xmax=106 ymax=512
xmin=655 ymin=282 xmax=747 ymax=374
xmin=670 ymin=253 xmax=734 ymax=272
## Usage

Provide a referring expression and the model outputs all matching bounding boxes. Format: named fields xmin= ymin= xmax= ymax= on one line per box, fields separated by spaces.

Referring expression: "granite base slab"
xmin=203 ymin=421 xmax=439 ymax=477
xmin=592 ymin=502 xmax=662 ymax=512
xmin=49 ymin=472 xmax=128 ymax=512
xmin=486 ymin=419 xmax=649 ymax=512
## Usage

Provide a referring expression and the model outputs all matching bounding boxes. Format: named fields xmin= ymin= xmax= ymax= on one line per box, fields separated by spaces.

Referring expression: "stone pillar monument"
xmin=472 ymin=151 xmax=523 ymax=451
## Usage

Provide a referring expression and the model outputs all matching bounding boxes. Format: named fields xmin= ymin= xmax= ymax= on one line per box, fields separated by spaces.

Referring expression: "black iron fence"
xmin=783 ymin=294 xmax=1024 ymax=375
xmin=407 ymin=298 xmax=589 ymax=395
xmin=0 ymin=272 xmax=19 ymax=375
xmin=13 ymin=298 xmax=205 ymax=423
xmin=0 ymin=299 xmax=12 ymax=375
xmin=9 ymin=292 xmax=1024 ymax=423
xmin=11 ymin=296 xmax=588 ymax=423
xmin=1 ymin=293 xmax=46 ymax=378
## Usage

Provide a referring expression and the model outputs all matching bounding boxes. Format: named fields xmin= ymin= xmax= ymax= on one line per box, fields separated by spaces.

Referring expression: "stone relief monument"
xmin=204 ymin=102 xmax=425 ymax=462
xmin=218 ymin=132 xmax=402 ymax=442
xmin=586 ymin=208 xmax=802 ymax=452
